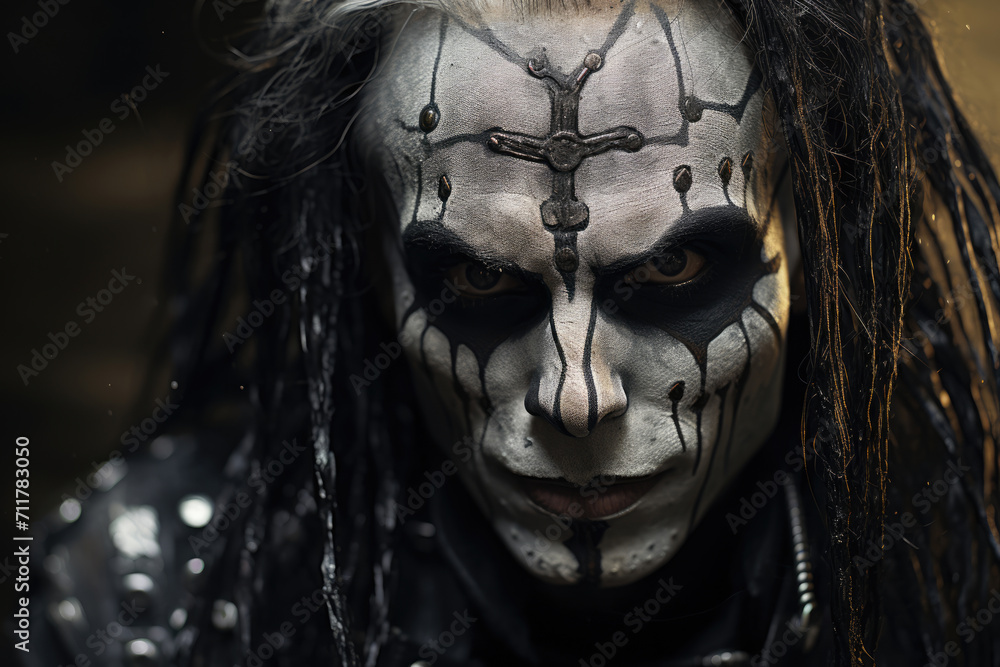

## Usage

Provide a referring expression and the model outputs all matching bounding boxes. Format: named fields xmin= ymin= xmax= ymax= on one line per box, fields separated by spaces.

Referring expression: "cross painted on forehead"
xmin=406 ymin=0 xmax=766 ymax=294
xmin=486 ymin=46 xmax=643 ymax=291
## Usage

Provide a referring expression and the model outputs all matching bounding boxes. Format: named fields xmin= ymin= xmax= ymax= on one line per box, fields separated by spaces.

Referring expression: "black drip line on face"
xmin=391 ymin=2 xmax=783 ymax=584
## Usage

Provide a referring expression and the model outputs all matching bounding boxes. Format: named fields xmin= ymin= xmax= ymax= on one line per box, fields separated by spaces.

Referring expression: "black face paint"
xmin=365 ymin=0 xmax=793 ymax=588
xmin=564 ymin=520 xmax=610 ymax=586
xmin=595 ymin=207 xmax=779 ymax=370
xmin=438 ymin=174 xmax=451 ymax=201
xmin=668 ymin=381 xmax=687 ymax=452
xmin=595 ymin=205 xmax=781 ymax=474
xmin=402 ymin=220 xmax=551 ymax=373
xmin=475 ymin=0 xmax=645 ymax=299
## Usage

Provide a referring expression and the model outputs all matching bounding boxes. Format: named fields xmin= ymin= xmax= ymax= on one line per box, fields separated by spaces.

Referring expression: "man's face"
xmin=357 ymin=0 xmax=795 ymax=586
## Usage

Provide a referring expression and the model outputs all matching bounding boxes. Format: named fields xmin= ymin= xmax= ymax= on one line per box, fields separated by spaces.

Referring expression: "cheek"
xmin=395 ymin=300 xmax=499 ymax=446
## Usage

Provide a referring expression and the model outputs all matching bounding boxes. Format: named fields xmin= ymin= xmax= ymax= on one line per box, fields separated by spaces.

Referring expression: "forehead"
xmin=358 ymin=0 xmax=765 ymax=271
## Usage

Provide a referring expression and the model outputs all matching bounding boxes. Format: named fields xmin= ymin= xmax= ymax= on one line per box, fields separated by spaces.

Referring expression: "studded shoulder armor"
xmin=27 ymin=435 xmax=231 ymax=667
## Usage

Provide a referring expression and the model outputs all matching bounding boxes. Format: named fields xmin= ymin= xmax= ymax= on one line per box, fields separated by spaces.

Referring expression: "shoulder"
xmin=25 ymin=433 xmax=232 ymax=667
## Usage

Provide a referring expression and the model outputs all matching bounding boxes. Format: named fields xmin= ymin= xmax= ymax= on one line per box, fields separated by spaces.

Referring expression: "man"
xmin=29 ymin=0 xmax=1000 ymax=665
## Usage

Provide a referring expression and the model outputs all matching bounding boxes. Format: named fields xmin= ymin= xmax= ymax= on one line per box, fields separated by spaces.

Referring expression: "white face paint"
xmin=357 ymin=0 xmax=796 ymax=586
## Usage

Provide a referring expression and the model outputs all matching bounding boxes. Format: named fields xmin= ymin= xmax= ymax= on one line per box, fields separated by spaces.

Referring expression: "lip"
xmin=517 ymin=473 xmax=664 ymax=520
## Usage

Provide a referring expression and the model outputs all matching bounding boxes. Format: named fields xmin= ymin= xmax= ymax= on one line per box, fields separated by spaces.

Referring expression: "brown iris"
xmin=625 ymin=248 xmax=706 ymax=286
xmin=447 ymin=261 xmax=525 ymax=296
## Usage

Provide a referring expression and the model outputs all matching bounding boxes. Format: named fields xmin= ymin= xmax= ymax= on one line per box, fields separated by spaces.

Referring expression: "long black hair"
xmin=165 ymin=1 xmax=1000 ymax=664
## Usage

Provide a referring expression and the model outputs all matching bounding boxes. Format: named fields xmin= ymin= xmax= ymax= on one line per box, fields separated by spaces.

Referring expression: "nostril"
xmin=524 ymin=397 xmax=577 ymax=437
xmin=524 ymin=373 xmax=627 ymax=437
xmin=524 ymin=377 xmax=577 ymax=437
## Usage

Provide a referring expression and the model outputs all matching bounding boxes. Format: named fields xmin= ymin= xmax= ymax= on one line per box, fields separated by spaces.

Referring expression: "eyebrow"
xmin=593 ymin=205 xmax=760 ymax=276
xmin=401 ymin=219 xmax=542 ymax=280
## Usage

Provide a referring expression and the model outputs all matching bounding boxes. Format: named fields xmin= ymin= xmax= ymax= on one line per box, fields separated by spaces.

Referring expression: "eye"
xmin=625 ymin=248 xmax=706 ymax=286
xmin=447 ymin=261 xmax=525 ymax=296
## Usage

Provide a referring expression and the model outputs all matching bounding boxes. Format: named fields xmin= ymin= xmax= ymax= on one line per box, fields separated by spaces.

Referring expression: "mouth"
xmin=517 ymin=472 xmax=665 ymax=520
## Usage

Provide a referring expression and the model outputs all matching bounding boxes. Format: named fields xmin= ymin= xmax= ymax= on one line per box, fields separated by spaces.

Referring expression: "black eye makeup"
xmin=623 ymin=248 xmax=708 ymax=287
xmin=401 ymin=223 xmax=550 ymax=350
xmin=593 ymin=207 xmax=778 ymax=355
xmin=446 ymin=261 xmax=529 ymax=299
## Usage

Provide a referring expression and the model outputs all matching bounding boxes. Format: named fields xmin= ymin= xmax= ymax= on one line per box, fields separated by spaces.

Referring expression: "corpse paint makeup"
xmin=357 ymin=0 xmax=795 ymax=586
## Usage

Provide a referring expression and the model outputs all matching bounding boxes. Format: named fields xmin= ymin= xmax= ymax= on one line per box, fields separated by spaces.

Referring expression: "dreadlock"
xmin=165 ymin=0 xmax=1000 ymax=665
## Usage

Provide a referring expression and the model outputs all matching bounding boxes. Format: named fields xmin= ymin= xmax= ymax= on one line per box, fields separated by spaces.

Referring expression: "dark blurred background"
xmin=0 ymin=2 xmax=262 ymax=655
xmin=1 ymin=0 xmax=263 ymax=511
xmin=0 ymin=0 xmax=997 ymax=656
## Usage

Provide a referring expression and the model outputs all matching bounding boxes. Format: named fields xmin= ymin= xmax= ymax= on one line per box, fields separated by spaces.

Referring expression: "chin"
xmin=467 ymin=454 xmax=704 ymax=586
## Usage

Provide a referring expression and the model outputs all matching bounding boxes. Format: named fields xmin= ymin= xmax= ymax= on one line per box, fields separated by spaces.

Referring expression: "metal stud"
xmin=406 ymin=521 xmax=437 ymax=553
xmin=419 ymin=105 xmax=439 ymax=132
xmin=169 ymin=607 xmax=188 ymax=630
xmin=150 ymin=436 xmax=175 ymax=460
xmin=625 ymin=133 xmax=643 ymax=150
xmin=125 ymin=638 xmax=159 ymax=665
xmin=701 ymin=652 xmax=750 ymax=666
xmin=44 ymin=553 xmax=65 ymax=574
xmin=583 ymin=52 xmax=603 ymax=71
xmin=94 ymin=460 xmax=126 ymax=491
xmin=59 ymin=498 xmax=82 ymax=523
xmin=673 ymin=165 xmax=693 ymax=194
xmin=683 ymin=96 xmax=703 ymax=122
xmin=184 ymin=558 xmax=205 ymax=585
xmin=212 ymin=599 xmax=238 ymax=631
xmin=178 ymin=495 xmax=213 ymax=528
xmin=719 ymin=157 xmax=733 ymax=185
xmin=110 ymin=506 xmax=161 ymax=560
xmin=57 ymin=598 xmax=82 ymax=622
xmin=122 ymin=573 xmax=155 ymax=607
xmin=438 ymin=175 xmax=451 ymax=202
xmin=554 ymin=248 xmax=579 ymax=273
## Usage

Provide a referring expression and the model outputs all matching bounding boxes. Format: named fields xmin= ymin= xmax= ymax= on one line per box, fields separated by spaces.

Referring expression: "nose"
xmin=524 ymin=296 xmax=628 ymax=437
